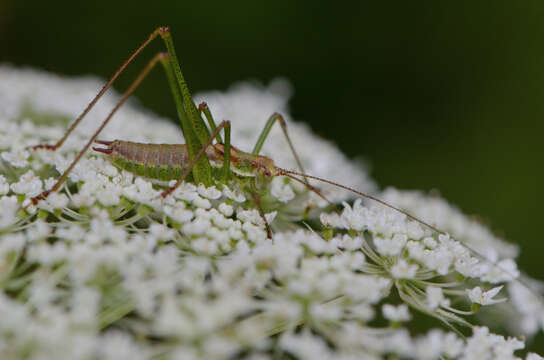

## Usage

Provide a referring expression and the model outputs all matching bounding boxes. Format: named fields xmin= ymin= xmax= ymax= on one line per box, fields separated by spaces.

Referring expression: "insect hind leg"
xmin=25 ymin=52 xmax=169 ymax=208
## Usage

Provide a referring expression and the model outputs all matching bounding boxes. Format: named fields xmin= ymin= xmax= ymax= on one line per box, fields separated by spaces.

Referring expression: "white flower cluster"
xmin=0 ymin=65 xmax=542 ymax=359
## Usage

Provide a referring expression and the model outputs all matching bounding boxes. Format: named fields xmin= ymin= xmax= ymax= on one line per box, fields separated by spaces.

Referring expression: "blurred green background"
xmin=2 ymin=0 xmax=544 ymax=349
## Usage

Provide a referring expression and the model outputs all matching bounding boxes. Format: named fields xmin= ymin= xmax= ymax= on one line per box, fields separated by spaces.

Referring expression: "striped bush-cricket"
xmin=26 ymin=27 xmax=533 ymax=293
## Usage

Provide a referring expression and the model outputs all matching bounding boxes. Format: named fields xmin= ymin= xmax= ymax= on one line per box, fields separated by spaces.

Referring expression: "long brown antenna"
xmin=278 ymin=168 xmax=442 ymax=234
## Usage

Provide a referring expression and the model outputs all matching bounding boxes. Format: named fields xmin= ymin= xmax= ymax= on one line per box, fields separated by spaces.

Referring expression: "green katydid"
xmin=20 ymin=27 xmax=526 ymax=249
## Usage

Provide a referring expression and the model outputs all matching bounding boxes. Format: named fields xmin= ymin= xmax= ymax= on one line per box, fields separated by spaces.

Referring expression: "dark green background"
xmin=2 ymin=0 xmax=544 ymax=350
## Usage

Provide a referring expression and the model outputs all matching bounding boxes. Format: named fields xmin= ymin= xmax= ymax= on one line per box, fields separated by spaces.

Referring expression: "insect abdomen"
xmin=94 ymin=140 xmax=190 ymax=181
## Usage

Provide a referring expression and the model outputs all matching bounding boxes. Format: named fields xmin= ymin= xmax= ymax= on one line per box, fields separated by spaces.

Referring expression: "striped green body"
xmin=94 ymin=139 xmax=279 ymax=182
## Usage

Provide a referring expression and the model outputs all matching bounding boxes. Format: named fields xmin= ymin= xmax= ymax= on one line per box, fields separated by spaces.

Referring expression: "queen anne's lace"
xmin=0 ymin=65 xmax=542 ymax=359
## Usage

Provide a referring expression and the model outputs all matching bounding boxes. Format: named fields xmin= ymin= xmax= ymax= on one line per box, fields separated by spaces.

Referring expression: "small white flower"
xmin=164 ymin=204 xmax=194 ymax=224
xmin=10 ymin=170 xmax=43 ymax=197
xmin=71 ymin=193 xmax=96 ymax=208
xmin=237 ymin=208 xmax=264 ymax=226
xmin=1 ymin=233 xmax=26 ymax=253
xmin=442 ymin=332 xmax=464 ymax=358
xmin=423 ymin=247 xmax=454 ymax=275
xmin=149 ymin=223 xmax=176 ymax=242
xmin=211 ymin=211 xmax=235 ymax=229
xmin=348 ymin=252 xmax=366 ymax=269
xmin=423 ymin=236 xmax=437 ymax=249
xmin=243 ymin=222 xmax=267 ymax=242
xmin=339 ymin=199 xmax=369 ymax=231
xmin=218 ymin=202 xmax=234 ymax=217
xmin=426 ymin=286 xmax=450 ymax=310
xmin=98 ymin=331 xmax=149 ymax=360
xmin=192 ymin=195 xmax=212 ymax=209
xmin=319 ymin=212 xmax=343 ymax=228
xmin=415 ymin=330 xmax=445 ymax=359
xmin=270 ymin=177 xmax=295 ymax=203
xmin=264 ymin=211 xmax=277 ymax=225
xmin=26 ymin=220 xmax=51 ymax=242
xmin=1 ymin=149 xmax=30 ymax=168
xmin=331 ymin=234 xmax=362 ymax=251
xmin=382 ymin=304 xmax=411 ymax=322
xmin=467 ymin=286 xmax=507 ymax=306
xmin=198 ymin=184 xmax=222 ymax=199
xmin=309 ymin=302 xmax=342 ymax=322
xmin=480 ymin=258 xmax=520 ymax=284
xmin=0 ymin=175 xmax=9 ymax=195
xmin=406 ymin=240 xmax=425 ymax=261
xmin=45 ymin=192 xmax=69 ymax=209
xmin=56 ymin=223 xmax=86 ymax=242
xmin=390 ymin=259 xmax=419 ymax=279
xmin=342 ymin=275 xmax=391 ymax=303
xmin=345 ymin=303 xmax=375 ymax=322
xmin=27 ymin=242 xmax=69 ymax=266
xmin=0 ymin=195 xmax=19 ymax=229
xmin=95 ymin=183 xmax=121 ymax=206
xmin=454 ymin=255 xmax=482 ymax=278
xmin=279 ymin=331 xmax=332 ymax=359
xmin=374 ymin=233 xmax=407 ymax=256
xmin=44 ymin=177 xmax=57 ymax=190
xmin=182 ymin=217 xmax=212 ymax=236
xmin=222 ymin=185 xmax=246 ymax=202
xmin=192 ymin=237 xmax=219 ymax=255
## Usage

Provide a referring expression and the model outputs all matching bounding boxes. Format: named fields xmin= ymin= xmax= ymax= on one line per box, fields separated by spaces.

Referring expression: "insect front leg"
xmin=198 ymin=102 xmax=223 ymax=144
xmin=252 ymin=113 xmax=308 ymax=184
xmin=197 ymin=101 xmax=231 ymax=180
xmin=256 ymin=114 xmax=336 ymax=212
xmin=25 ymin=52 xmax=169 ymax=208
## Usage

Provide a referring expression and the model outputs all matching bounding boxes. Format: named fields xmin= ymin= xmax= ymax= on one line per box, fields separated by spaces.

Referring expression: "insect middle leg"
xmin=252 ymin=113 xmax=310 ymax=186
xmin=252 ymin=113 xmax=339 ymax=212
xmin=250 ymin=192 xmax=272 ymax=239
